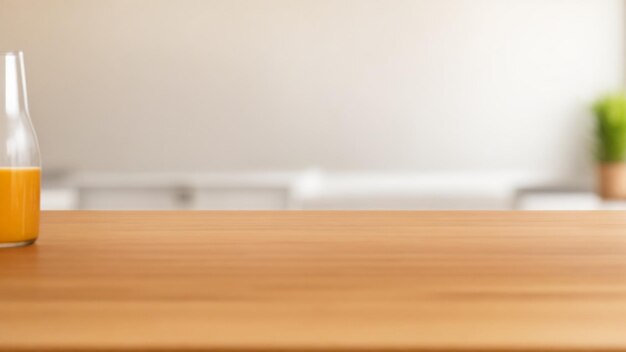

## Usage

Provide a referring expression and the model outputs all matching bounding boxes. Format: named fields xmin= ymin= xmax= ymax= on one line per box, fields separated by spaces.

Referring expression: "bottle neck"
xmin=0 ymin=52 xmax=29 ymax=117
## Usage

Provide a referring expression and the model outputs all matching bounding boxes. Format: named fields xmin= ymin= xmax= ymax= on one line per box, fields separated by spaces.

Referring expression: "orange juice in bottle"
xmin=0 ymin=52 xmax=41 ymax=248
xmin=0 ymin=168 xmax=40 ymax=245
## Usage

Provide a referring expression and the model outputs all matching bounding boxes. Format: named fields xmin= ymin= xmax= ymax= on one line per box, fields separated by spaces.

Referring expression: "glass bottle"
xmin=0 ymin=51 xmax=41 ymax=248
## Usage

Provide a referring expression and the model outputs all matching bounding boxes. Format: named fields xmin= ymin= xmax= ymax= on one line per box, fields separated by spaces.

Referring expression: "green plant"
xmin=594 ymin=92 xmax=626 ymax=162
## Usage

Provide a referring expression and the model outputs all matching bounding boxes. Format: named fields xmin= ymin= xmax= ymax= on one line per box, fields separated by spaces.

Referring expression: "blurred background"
xmin=0 ymin=0 xmax=624 ymax=210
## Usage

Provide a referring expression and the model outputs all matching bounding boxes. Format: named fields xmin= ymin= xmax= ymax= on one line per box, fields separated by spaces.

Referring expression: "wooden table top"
xmin=2 ymin=211 xmax=626 ymax=351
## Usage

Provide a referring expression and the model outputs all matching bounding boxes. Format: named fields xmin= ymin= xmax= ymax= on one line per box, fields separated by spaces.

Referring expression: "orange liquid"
xmin=0 ymin=168 xmax=40 ymax=244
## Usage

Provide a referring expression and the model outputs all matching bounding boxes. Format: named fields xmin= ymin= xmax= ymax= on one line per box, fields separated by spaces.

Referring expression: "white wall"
xmin=0 ymin=0 xmax=623 ymax=176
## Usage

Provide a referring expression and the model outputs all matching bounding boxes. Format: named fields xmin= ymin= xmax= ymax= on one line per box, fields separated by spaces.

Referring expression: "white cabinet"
xmin=79 ymin=188 xmax=184 ymax=210
xmin=193 ymin=188 xmax=290 ymax=210
xmin=41 ymin=188 xmax=79 ymax=210
xmin=514 ymin=188 xmax=626 ymax=210
xmin=47 ymin=172 xmax=302 ymax=210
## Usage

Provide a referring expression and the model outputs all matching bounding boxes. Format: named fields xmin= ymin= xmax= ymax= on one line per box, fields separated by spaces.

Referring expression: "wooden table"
xmin=2 ymin=211 xmax=626 ymax=351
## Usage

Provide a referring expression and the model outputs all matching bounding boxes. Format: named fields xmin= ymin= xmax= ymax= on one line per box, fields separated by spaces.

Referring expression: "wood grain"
xmin=2 ymin=211 xmax=626 ymax=351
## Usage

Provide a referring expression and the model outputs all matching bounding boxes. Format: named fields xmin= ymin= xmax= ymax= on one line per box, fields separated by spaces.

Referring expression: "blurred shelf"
xmin=41 ymin=170 xmax=578 ymax=210
xmin=43 ymin=171 xmax=302 ymax=210
xmin=514 ymin=187 xmax=626 ymax=210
